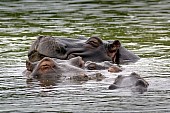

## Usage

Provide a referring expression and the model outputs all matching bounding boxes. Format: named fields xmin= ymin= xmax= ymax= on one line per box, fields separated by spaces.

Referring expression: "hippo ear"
xmin=26 ymin=60 xmax=33 ymax=71
xmin=86 ymin=36 xmax=103 ymax=47
xmin=135 ymin=79 xmax=148 ymax=88
xmin=113 ymin=40 xmax=121 ymax=46
xmin=108 ymin=40 xmax=121 ymax=64
xmin=108 ymin=40 xmax=121 ymax=52
xmin=69 ymin=56 xmax=85 ymax=68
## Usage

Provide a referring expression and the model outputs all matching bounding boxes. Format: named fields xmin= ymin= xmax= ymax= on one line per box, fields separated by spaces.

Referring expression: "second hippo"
xmin=109 ymin=72 xmax=149 ymax=93
xmin=23 ymin=56 xmax=106 ymax=86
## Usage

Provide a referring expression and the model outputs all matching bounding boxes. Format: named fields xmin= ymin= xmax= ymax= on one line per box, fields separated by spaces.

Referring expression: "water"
xmin=0 ymin=0 xmax=170 ymax=112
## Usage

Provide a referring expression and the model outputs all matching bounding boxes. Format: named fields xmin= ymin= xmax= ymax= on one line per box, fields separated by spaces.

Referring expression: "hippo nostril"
xmin=87 ymin=63 xmax=96 ymax=70
xmin=84 ymin=74 xmax=88 ymax=79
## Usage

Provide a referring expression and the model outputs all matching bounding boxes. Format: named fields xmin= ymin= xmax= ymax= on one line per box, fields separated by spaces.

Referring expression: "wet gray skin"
xmin=28 ymin=36 xmax=140 ymax=64
xmin=108 ymin=72 xmax=149 ymax=93
xmin=23 ymin=56 xmax=105 ymax=86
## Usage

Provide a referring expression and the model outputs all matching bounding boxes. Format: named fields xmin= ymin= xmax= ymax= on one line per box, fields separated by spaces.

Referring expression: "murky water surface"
xmin=0 ymin=0 xmax=170 ymax=112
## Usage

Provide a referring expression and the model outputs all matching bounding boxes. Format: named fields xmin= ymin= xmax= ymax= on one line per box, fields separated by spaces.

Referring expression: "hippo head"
xmin=108 ymin=72 xmax=149 ymax=93
xmin=23 ymin=56 xmax=106 ymax=86
xmin=24 ymin=56 xmax=86 ymax=78
xmin=28 ymin=36 xmax=139 ymax=64
xmin=25 ymin=57 xmax=62 ymax=80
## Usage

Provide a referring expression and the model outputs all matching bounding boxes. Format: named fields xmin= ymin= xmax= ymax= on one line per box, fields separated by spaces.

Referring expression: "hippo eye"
xmin=39 ymin=63 xmax=56 ymax=72
xmin=87 ymin=40 xmax=99 ymax=47
xmin=86 ymin=37 xmax=103 ymax=48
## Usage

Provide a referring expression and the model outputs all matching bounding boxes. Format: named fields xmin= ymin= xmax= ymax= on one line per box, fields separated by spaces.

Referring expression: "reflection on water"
xmin=0 ymin=0 xmax=170 ymax=112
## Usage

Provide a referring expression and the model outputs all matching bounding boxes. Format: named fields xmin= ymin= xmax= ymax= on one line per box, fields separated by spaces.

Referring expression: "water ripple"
xmin=0 ymin=0 xmax=170 ymax=112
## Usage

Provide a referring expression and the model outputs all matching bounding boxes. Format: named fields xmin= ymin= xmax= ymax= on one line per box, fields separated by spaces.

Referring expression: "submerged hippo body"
xmin=109 ymin=72 xmax=149 ymax=93
xmin=23 ymin=56 xmax=105 ymax=86
xmin=28 ymin=36 xmax=140 ymax=64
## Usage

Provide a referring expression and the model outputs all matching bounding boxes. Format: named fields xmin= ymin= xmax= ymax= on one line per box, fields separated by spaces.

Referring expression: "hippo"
xmin=85 ymin=61 xmax=122 ymax=73
xmin=23 ymin=56 xmax=106 ymax=86
xmin=108 ymin=72 xmax=149 ymax=93
xmin=28 ymin=36 xmax=140 ymax=64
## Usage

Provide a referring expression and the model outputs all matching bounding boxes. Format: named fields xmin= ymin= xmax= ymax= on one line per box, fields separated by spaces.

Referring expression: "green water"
xmin=0 ymin=0 xmax=170 ymax=112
